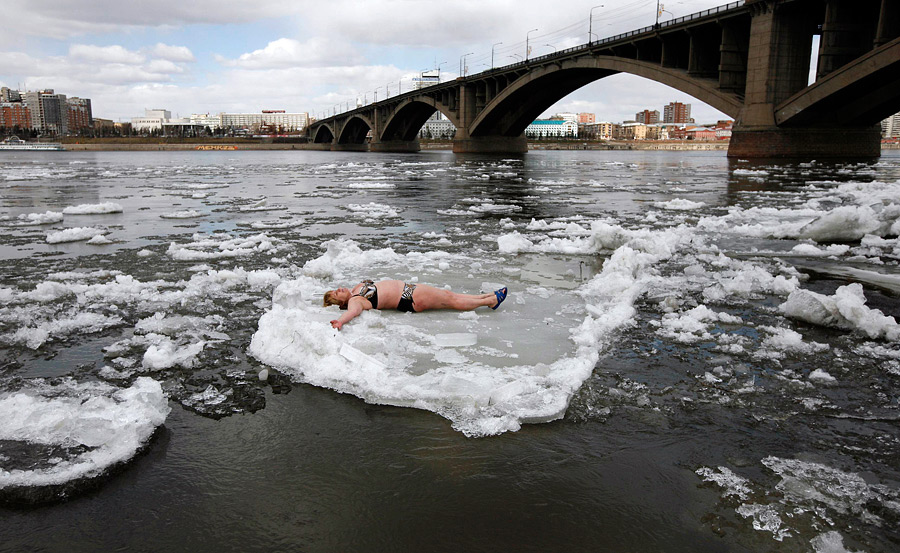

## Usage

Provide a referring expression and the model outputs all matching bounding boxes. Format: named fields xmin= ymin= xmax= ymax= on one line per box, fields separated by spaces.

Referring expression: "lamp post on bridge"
xmin=544 ymin=44 xmax=556 ymax=54
xmin=589 ymin=5 xmax=604 ymax=45
xmin=460 ymin=52 xmax=474 ymax=77
xmin=492 ymin=42 xmax=502 ymax=69
xmin=526 ymin=28 xmax=538 ymax=61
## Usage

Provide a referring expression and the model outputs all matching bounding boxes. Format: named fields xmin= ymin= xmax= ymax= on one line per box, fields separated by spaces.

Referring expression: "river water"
xmin=0 ymin=149 xmax=898 ymax=552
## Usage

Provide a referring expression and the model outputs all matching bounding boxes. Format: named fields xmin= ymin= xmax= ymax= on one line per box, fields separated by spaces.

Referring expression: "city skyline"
xmin=0 ymin=0 xmax=736 ymax=124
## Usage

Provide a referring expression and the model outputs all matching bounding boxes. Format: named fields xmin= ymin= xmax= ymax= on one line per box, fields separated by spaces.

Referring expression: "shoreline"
xmin=52 ymin=140 xmax=900 ymax=152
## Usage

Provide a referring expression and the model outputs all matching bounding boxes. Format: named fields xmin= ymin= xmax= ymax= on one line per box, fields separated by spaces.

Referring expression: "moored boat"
xmin=0 ymin=136 xmax=65 ymax=151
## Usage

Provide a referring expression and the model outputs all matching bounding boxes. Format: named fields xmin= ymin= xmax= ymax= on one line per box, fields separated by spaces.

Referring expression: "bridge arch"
xmin=381 ymin=99 xmax=460 ymax=142
xmin=337 ymin=115 xmax=374 ymax=145
xmin=312 ymin=124 xmax=335 ymax=144
xmin=469 ymin=56 xmax=744 ymax=138
xmin=775 ymin=37 xmax=900 ymax=127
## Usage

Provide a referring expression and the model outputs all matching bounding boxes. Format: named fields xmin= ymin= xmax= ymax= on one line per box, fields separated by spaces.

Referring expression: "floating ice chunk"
xmin=762 ymin=456 xmax=894 ymax=526
xmin=780 ymin=283 xmax=900 ymax=340
xmin=653 ymin=198 xmax=706 ymax=210
xmin=0 ymin=377 xmax=169 ymax=490
xmin=142 ymin=337 xmax=205 ymax=370
xmin=809 ymin=369 xmax=836 ymax=383
xmin=758 ymin=326 xmax=829 ymax=357
xmin=733 ymin=168 xmax=769 ymax=176
xmin=468 ymin=203 xmax=522 ymax=214
xmin=86 ymin=234 xmax=113 ymax=245
xmin=434 ymin=333 xmax=477 ymax=347
xmin=497 ymin=231 xmax=534 ymax=254
xmin=790 ymin=243 xmax=851 ymax=257
xmin=736 ymin=503 xmax=790 ymax=541
xmin=17 ymin=211 xmax=63 ymax=225
xmin=258 ymin=369 xmax=269 ymax=381
xmin=250 ymin=219 xmax=304 ymax=229
xmin=2 ymin=312 xmax=123 ymax=349
xmin=160 ymin=209 xmax=206 ymax=219
xmin=347 ymin=202 xmax=400 ymax=218
xmin=696 ymin=466 xmax=752 ymax=500
xmin=62 ymin=202 xmax=123 ymax=215
xmin=188 ymin=384 xmax=228 ymax=406
xmin=347 ymin=182 xmax=396 ymax=189
xmin=46 ymin=227 xmax=106 ymax=244
xmin=810 ymin=531 xmax=862 ymax=553
xmin=798 ymin=205 xmax=882 ymax=242
xmin=166 ymin=233 xmax=277 ymax=260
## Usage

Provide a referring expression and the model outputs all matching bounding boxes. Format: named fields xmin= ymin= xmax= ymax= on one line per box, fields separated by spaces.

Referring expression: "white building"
xmin=131 ymin=108 xmax=172 ymax=132
xmin=555 ymin=112 xmax=578 ymax=123
xmin=190 ymin=113 xmax=222 ymax=128
xmin=883 ymin=111 xmax=900 ymax=138
xmin=414 ymin=70 xmax=441 ymax=90
xmin=525 ymin=119 xmax=578 ymax=138
xmin=219 ymin=110 xmax=309 ymax=131
xmin=418 ymin=112 xmax=455 ymax=139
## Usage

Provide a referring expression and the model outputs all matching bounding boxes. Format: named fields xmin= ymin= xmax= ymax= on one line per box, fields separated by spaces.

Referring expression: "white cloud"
xmin=0 ymin=1 xmax=737 ymax=123
xmin=149 ymin=43 xmax=196 ymax=63
xmin=219 ymin=37 xmax=365 ymax=69
xmin=0 ymin=1 xmax=304 ymax=42
xmin=69 ymin=44 xmax=145 ymax=64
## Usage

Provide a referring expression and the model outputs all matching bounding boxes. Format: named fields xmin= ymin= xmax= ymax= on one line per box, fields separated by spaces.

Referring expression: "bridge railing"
xmin=507 ymin=1 xmax=746 ymax=68
xmin=313 ymin=1 xmax=746 ymax=125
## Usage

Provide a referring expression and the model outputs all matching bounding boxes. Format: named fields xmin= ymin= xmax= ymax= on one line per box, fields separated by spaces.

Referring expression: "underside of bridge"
xmin=306 ymin=0 xmax=900 ymax=158
xmin=729 ymin=0 xmax=898 ymax=158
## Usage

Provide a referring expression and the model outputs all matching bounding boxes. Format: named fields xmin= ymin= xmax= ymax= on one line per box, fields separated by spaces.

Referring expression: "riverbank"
xmin=57 ymin=138 xmax=900 ymax=152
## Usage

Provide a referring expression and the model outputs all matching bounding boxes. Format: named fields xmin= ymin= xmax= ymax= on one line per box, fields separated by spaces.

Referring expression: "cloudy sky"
xmin=0 ymin=0 xmax=739 ymax=125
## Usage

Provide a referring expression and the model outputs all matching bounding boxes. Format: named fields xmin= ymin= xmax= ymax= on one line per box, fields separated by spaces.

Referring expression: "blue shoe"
xmin=492 ymin=287 xmax=508 ymax=310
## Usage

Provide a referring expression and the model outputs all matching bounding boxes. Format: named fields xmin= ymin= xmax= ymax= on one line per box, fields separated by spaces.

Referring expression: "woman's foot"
xmin=492 ymin=287 xmax=508 ymax=310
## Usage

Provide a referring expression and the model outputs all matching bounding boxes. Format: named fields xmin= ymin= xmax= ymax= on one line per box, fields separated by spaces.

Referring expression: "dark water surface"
xmin=1 ymin=150 xmax=899 ymax=552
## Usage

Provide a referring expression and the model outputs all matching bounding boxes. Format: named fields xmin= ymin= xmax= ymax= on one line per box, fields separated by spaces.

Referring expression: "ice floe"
xmin=780 ymin=283 xmax=900 ymax=340
xmin=46 ymin=227 xmax=107 ymax=244
xmin=62 ymin=202 xmax=123 ymax=215
xmin=0 ymin=377 xmax=169 ymax=490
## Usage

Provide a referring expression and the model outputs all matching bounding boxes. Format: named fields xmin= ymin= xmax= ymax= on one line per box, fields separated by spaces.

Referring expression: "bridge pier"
xmin=452 ymin=135 xmax=528 ymax=154
xmin=369 ymin=139 xmax=421 ymax=153
xmin=728 ymin=125 xmax=881 ymax=159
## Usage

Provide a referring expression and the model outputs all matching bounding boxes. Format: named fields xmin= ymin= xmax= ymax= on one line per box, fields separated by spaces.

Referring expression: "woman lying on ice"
xmin=324 ymin=279 xmax=508 ymax=330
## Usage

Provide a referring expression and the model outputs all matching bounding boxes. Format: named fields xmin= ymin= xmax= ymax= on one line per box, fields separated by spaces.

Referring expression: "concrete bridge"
xmin=307 ymin=0 xmax=900 ymax=158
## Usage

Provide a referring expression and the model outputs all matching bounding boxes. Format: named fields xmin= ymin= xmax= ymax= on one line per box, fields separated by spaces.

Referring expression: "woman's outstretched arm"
xmin=330 ymin=297 xmax=368 ymax=330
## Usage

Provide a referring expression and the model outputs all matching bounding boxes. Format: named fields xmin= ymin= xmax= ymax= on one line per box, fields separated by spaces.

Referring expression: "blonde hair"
xmin=323 ymin=290 xmax=347 ymax=310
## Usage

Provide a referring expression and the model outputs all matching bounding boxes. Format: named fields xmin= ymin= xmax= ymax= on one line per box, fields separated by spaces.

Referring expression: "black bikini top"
xmin=353 ymin=279 xmax=378 ymax=309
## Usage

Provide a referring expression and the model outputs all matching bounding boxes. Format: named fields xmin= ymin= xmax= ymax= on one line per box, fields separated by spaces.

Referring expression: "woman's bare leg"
xmin=412 ymin=284 xmax=499 ymax=311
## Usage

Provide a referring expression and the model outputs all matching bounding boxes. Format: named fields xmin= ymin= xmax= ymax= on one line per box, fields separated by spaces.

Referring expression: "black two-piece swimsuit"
xmin=354 ymin=279 xmax=417 ymax=312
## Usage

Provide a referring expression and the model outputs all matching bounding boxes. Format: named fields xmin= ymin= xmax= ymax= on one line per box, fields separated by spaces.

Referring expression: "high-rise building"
xmin=1 ymin=102 xmax=31 ymax=129
xmin=67 ymin=97 xmax=93 ymax=132
xmin=882 ymin=111 xmax=900 ymax=138
xmin=663 ymin=102 xmax=692 ymax=124
xmin=24 ymin=90 xmax=69 ymax=134
xmin=1 ymin=87 xmax=22 ymax=103
xmin=635 ymin=109 xmax=660 ymax=124
xmin=577 ymin=113 xmax=596 ymax=124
